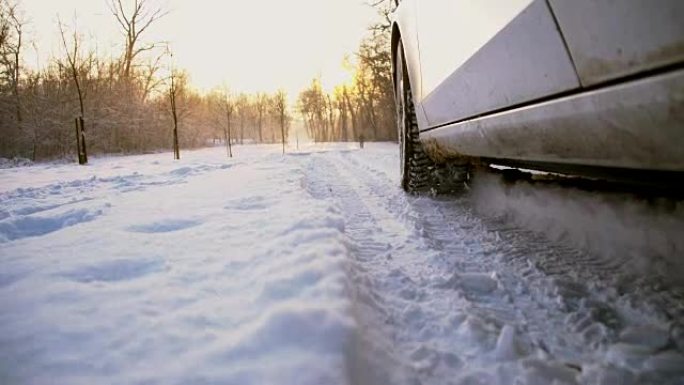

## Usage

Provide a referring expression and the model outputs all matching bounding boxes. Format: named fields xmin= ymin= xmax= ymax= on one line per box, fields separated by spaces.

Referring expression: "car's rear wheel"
xmin=396 ymin=41 xmax=469 ymax=194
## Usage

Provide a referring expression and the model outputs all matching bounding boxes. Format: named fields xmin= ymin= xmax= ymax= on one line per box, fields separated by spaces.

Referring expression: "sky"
xmin=20 ymin=0 xmax=379 ymax=97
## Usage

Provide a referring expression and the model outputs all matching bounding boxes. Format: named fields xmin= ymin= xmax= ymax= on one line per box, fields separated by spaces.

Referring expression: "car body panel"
xmin=391 ymin=0 xmax=684 ymax=176
xmin=419 ymin=0 xmax=580 ymax=127
xmin=421 ymin=69 xmax=684 ymax=171
xmin=549 ymin=0 xmax=684 ymax=87
xmin=414 ymin=0 xmax=533 ymax=99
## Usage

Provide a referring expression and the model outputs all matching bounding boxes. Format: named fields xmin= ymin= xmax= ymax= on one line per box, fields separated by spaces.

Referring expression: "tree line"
xmin=297 ymin=28 xmax=395 ymax=144
xmin=0 ymin=0 xmax=395 ymax=162
xmin=297 ymin=0 xmax=396 ymax=143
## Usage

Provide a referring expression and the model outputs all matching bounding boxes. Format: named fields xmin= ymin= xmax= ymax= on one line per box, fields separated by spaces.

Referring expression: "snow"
xmin=1 ymin=143 xmax=683 ymax=385
xmin=494 ymin=324 xmax=524 ymax=361
xmin=439 ymin=271 xmax=500 ymax=294
xmin=0 ymin=157 xmax=33 ymax=169
xmin=0 ymin=145 xmax=355 ymax=385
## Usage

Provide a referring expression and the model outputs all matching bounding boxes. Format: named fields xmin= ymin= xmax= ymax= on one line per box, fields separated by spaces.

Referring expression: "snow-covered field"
xmin=1 ymin=143 xmax=682 ymax=385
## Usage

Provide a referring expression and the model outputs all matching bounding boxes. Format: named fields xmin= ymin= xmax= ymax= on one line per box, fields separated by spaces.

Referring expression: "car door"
xmin=415 ymin=0 xmax=581 ymax=128
xmin=548 ymin=0 xmax=684 ymax=87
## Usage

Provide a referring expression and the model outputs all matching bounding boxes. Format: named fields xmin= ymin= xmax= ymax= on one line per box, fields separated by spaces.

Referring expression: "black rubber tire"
xmin=396 ymin=42 xmax=431 ymax=193
xmin=396 ymin=41 xmax=469 ymax=194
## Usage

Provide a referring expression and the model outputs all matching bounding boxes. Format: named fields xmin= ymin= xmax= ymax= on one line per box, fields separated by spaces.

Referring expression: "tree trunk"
xmin=169 ymin=72 xmax=180 ymax=160
xmin=280 ymin=114 xmax=285 ymax=155
xmin=173 ymin=122 xmax=180 ymax=160
xmin=13 ymin=49 xmax=21 ymax=124
xmin=79 ymin=116 xmax=88 ymax=163
xmin=345 ymin=95 xmax=358 ymax=143
xmin=258 ymin=109 xmax=263 ymax=143
xmin=75 ymin=118 xmax=82 ymax=164
xmin=31 ymin=130 xmax=37 ymax=162
xmin=74 ymin=117 xmax=87 ymax=165
xmin=225 ymin=111 xmax=233 ymax=158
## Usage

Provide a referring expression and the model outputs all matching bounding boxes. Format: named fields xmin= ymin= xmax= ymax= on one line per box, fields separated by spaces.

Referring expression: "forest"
xmin=0 ymin=0 xmax=396 ymax=162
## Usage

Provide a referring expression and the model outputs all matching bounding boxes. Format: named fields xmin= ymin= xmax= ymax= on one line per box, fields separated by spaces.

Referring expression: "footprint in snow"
xmin=60 ymin=258 xmax=164 ymax=283
xmin=169 ymin=166 xmax=194 ymax=176
xmin=127 ymin=219 xmax=201 ymax=233
xmin=0 ymin=207 xmax=104 ymax=243
xmin=0 ymin=270 xmax=29 ymax=288
xmin=224 ymin=196 xmax=269 ymax=211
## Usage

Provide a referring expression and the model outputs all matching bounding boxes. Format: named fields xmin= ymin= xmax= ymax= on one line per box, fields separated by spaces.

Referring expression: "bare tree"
xmin=325 ymin=93 xmax=335 ymax=139
xmin=296 ymin=28 xmax=394 ymax=144
xmin=168 ymin=67 xmax=179 ymax=160
xmin=58 ymin=17 xmax=89 ymax=164
xmin=0 ymin=0 xmax=370 ymax=161
xmin=220 ymin=89 xmax=234 ymax=157
xmin=297 ymin=78 xmax=330 ymax=143
xmin=272 ymin=90 xmax=288 ymax=154
xmin=367 ymin=0 xmax=394 ymax=33
xmin=355 ymin=30 xmax=394 ymax=140
xmin=140 ymin=54 xmax=164 ymax=101
xmin=108 ymin=0 xmax=167 ymax=80
xmin=341 ymin=86 xmax=357 ymax=141
xmin=334 ymin=85 xmax=349 ymax=142
xmin=255 ymin=92 xmax=268 ymax=143
xmin=0 ymin=0 xmax=23 ymax=125
xmin=0 ymin=13 xmax=232 ymax=161
xmin=236 ymin=93 xmax=250 ymax=145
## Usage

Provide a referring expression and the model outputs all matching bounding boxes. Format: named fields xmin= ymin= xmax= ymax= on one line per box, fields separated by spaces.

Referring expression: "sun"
xmin=320 ymin=56 xmax=356 ymax=94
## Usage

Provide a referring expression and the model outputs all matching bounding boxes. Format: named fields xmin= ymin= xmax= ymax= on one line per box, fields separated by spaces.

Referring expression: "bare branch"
xmin=109 ymin=0 xmax=168 ymax=79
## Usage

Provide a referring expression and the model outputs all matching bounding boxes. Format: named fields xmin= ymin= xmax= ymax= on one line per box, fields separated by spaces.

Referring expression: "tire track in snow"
xmin=303 ymin=156 xmax=416 ymax=385
xmin=333 ymin=152 xmax=603 ymax=359
xmin=343 ymin=150 xmax=684 ymax=336
xmin=305 ymin=155 xmax=544 ymax=384
xmin=304 ymin=150 xmax=684 ymax=385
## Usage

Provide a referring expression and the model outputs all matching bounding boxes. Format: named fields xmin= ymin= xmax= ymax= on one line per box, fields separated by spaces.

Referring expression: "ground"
xmin=0 ymin=143 xmax=683 ymax=385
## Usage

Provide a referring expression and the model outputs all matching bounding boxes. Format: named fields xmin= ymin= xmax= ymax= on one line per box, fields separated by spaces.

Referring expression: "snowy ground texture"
xmin=1 ymin=143 xmax=683 ymax=385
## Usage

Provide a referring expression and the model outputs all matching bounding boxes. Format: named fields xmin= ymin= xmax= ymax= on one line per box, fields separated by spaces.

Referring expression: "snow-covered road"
xmin=1 ymin=144 xmax=682 ymax=385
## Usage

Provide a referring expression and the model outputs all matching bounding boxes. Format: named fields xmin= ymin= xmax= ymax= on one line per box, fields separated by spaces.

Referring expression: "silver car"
xmin=391 ymin=0 xmax=684 ymax=192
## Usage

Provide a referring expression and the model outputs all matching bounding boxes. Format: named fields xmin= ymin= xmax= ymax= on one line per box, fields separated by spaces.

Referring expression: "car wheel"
xmin=396 ymin=42 xmax=431 ymax=192
xmin=396 ymin=41 xmax=469 ymax=194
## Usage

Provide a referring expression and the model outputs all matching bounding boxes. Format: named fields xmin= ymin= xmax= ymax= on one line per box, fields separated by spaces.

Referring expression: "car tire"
xmin=395 ymin=41 xmax=469 ymax=194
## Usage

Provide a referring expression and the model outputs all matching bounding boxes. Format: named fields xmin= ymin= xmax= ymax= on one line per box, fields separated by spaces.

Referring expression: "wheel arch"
xmin=391 ymin=0 xmax=429 ymax=132
xmin=391 ymin=23 xmax=402 ymax=87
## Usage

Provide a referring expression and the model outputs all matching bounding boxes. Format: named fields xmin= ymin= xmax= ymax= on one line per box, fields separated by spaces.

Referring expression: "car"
xmin=391 ymin=0 xmax=684 ymax=192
